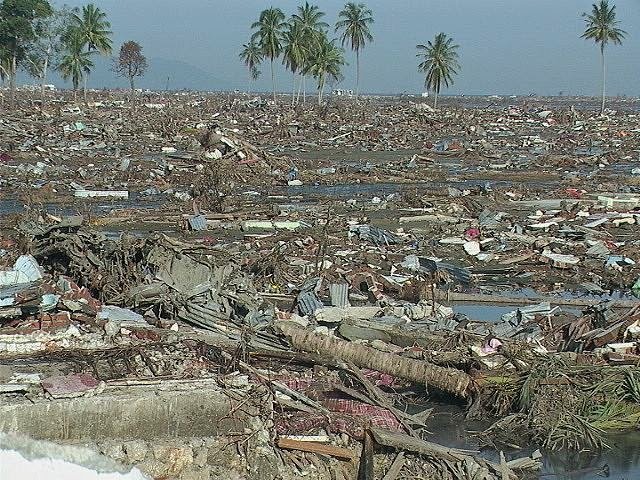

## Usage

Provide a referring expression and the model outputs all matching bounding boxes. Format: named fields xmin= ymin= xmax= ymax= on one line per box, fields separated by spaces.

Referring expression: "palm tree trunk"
xmin=355 ymin=49 xmax=360 ymax=100
xmin=600 ymin=46 xmax=606 ymax=115
xmin=303 ymin=75 xmax=306 ymax=104
xmin=278 ymin=322 xmax=473 ymax=399
xmin=270 ymin=58 xmax=276 ymax=103
xmin=318 ymin=75 xmax=324 ymax=106
xmin=292 ymin=70 xmax=296 ymax=106
xmin=434 ymin=89 xmax=439 ymax=109
xmin=296 ymin=74 xmax=303 ymax=104
xmin=83 ymin=74 xmax=88 ymax=104
xmin=247 ymin=69 xmax=251 ymax=95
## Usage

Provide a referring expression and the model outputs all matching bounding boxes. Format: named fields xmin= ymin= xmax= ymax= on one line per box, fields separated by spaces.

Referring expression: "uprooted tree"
xmin=112 ymin=40 xmax=147 ymax=94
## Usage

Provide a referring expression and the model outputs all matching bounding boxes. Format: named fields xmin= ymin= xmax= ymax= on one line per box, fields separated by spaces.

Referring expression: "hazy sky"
xmin=53 ymin=0 xmax=639 ymax=95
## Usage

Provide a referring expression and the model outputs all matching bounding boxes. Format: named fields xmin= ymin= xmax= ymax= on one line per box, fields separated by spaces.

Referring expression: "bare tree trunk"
xmin=129 ymin=76 xmax=136 ymax=103
xmin=277 ymin=322 xmax=473 ymax=398
xmin=355 ymin=49 xmax=360 ymax=100
xmin=270 ymin=58 xmax=276 ymax=103
xmin=9 ymin=53 xmax=16 ymax=105
xmin=600 ymin=46 xmax=606 ymax=115
xmin=40 ymin=51 xmax=50 ymax=103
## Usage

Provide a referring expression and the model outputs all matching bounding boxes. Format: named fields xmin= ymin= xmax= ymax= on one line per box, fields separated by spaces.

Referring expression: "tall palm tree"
xmin=58 ymin=32 xmax=94 ymax=101
xmin=416 ymin=33 xmax=460 ymax=109
xmin=239 ymin=40 xmax=263 ymax=94
xmin=292 ymin=2 xmax=328 ymax=38
xmin=304 ymin=33 xmax=345 ymax=105
xmin=582 ymin=0 xmax=626 ymax=114
xmin=282 ymin=21 xmax=307 ymax=105
xmin=251 ymin=7 xmax=286 ymax=103
xmin=335 ymin=2 xmax=374 ymax=99
xmin=293 ymin=2 xmax=328 ymax=103
xmin=69 ymin=3 xmax=112 ymax=102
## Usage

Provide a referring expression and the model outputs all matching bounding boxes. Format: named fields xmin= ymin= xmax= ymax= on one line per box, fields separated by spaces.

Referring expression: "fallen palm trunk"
xmin=276 ymin=322 xmax=473 ymax=399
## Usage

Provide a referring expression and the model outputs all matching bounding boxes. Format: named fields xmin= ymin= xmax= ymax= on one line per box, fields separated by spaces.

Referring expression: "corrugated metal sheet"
xmin=329 ymin=283 xmax=349 ymax=308
xmin=297 ymin=291 xmax=324 ymax=317
xmin=350 ymin=225 xmax=399 ymax=246
xmin=418 ymin=257 xmax=471 ymax=284
xmin=188 ymin=214 xmax=207 ymax=231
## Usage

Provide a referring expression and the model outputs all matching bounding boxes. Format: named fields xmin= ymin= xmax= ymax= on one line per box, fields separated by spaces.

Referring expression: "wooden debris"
xmin=381 ymin=452 xmax=405 ymax=480
xmin=276 ymin=438 xmax=355 ymax=461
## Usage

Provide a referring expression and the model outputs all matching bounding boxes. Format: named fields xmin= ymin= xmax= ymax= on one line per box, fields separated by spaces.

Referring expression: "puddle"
xmin=452 ymin=303 xmax=516 ymax=322
xmin=0 ymin=194 xmax=166 ymax=216
xmin=282 ymin=180 xmax=520 ymax=200
xmin=425 ymin=403 xmax=640 ymax=479
xmin=449 ymin=288 xmax=633 ymax=322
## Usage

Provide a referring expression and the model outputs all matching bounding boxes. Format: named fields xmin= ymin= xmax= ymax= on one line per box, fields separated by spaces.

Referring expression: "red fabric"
xmin=275 ymin=374 xmax=404 ymax=438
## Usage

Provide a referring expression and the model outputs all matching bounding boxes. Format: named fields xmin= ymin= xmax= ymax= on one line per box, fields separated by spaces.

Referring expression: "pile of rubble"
xmin=2 ymin=90 xmax=640 ymax=478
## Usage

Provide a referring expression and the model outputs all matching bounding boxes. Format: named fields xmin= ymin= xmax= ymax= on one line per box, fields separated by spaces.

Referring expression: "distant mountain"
xmin=18 ymin=56 xmax=232 ymax=92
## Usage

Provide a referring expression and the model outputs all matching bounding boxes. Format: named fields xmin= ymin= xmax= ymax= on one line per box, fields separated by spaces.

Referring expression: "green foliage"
xmin=282 ymin=20 xmax=306 ymax=74
xmin=68 ymin=3 xmax=112 ymax=55
xmin=292 ymin=1 xmax=327 ymax=59
xmin=57 ymin=29 xmax=93 ymax=90
xmin=581 ymin=0 xmax=626 ymax=113
xmin=25 ymin=6 xmax=72 ymax=82
xmin=335 ymin=2 xmax=373 ymax=96
xmin=303 ymin=31 xmax=345 ymax=103
xmin=0 ymin=0 xmax=53 ymax=81
xmin=416 ymin=32 xmax=460 ymax=101
xmin=542 ymin=411 xmax=607 ymax=451
xmin=582 ymin=0 xmax=626 ymax=52
xmin=56 ymin=3 xmax=111 ymax=93
xmin=251 ymin=7 xmax=286 ymax=61
xmin=239 ymin=40 xmax=263 ymax=74
xmin=335 ymin=2 xmax=373 ymax=54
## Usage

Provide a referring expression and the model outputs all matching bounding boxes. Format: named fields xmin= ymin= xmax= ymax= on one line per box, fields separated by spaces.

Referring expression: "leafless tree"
xmin=112 ymin=40 xmax=147 ymax=95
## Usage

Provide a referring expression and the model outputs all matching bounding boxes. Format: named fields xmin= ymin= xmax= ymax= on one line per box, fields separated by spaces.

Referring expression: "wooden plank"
xmin=500 ymin=451 xmax=509 ymax=480
xmin=276 ymin=438 xmax=355 ymax=461
xmin=381 ymin=452 xmax=405 ymax=480
xmin=370 ymin=427 xmax=477 ymax=462
xmin=357 ymin=430 xmax=374 ymax=480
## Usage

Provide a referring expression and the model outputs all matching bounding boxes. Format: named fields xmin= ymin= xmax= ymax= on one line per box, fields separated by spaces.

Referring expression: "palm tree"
xmin=335 ymin=2 xmax=374 ymax=99
xmin=292 ymin=2 xmax=328 ymax=38
xmin=239 ymin=40 xmax=263 ymax=94
xmin=304 ymin=33 xmax=345 ymax=105
xmin=416 ymin=33 xmax=460 ymax=109
xmin=581 ymin=0 xmax=626 ymax=114
xmin=293 ymin=2 xmax=328 ymax=103
xmin=58 ymin=32 xmax=94 ymax=101
xmin=251 ymin=7 xmax=286 ymax=103
xmin=69 ymin=3 xmax=112 ymax=102
xmin=282 ymin=21 xmax=307 ymax=105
